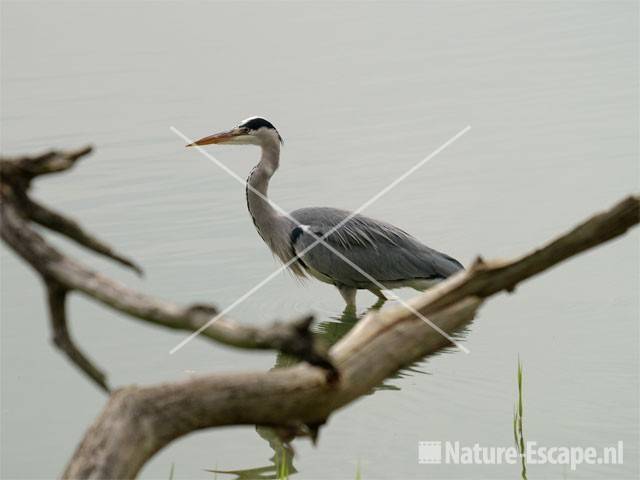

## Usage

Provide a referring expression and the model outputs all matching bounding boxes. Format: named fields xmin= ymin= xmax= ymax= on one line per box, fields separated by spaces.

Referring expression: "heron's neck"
xmin=246 ymin=143 xmax=283 ymax=245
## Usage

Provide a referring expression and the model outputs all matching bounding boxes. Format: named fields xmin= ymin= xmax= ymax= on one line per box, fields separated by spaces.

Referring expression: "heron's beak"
xmin=186 ymin=128 xmax=244 ymax=147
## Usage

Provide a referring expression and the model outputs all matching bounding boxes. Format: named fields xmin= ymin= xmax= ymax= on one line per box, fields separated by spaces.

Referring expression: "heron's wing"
xmin=289 ymin=207 xmax=463 ymax=288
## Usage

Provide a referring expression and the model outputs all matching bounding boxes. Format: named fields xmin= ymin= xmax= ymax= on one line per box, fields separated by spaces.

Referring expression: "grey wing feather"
xmin=289 ymin=207 xmax=463 ymax=288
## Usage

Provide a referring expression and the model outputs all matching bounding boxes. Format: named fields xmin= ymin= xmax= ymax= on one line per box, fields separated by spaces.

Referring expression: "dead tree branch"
xmin=46 ymin=280 xmax=109 ymax=391
xmin=61 ymin=189 xmax=638 ymax=478
xmin=0 ymin=147 xmax=335 ymax=392
xmin=63 ymin=193 xmax=638 ymax=478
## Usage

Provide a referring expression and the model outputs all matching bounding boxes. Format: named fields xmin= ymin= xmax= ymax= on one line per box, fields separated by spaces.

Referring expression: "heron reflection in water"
xmin=206 ymin=306 xmax=464 ymax=479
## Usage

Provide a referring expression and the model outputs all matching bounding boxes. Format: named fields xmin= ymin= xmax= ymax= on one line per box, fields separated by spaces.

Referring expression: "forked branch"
xmin=0 ymin=147 xmax=335 ymax=392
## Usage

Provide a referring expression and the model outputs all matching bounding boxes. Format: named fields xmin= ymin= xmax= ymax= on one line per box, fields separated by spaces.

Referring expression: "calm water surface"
xmin=1 ymin=2 xmax=638 ymax=479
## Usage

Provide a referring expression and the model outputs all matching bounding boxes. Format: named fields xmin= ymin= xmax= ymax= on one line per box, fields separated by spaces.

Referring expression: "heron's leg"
xmin=367 ymin=288 xmax=389 ymax=310
xmin=337 ymin=286 xmax=357 ymax=312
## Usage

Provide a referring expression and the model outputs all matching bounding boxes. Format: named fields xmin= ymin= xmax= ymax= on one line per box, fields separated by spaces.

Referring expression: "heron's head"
xmin=187 ymin=116 xmax=283 ymax=148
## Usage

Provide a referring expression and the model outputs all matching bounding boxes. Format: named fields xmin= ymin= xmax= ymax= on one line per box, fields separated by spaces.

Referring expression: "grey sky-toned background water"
xmin=1 ymin=1 xmax=638 ymax=479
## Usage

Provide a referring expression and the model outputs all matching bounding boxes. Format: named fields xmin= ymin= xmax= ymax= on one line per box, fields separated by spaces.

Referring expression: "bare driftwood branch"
xmin=63 ymin=193 xmax=638 ymax=478
xmin=0 ymin=145 xmax=92 ymax=180
xmin=1 ymin=146 xmax=638 ymax=478
xmin=63 ymin=298 xmax=482 ymax=479
xmin=0 ymin=147 xmax=335 ymax=392
xmin=46 ymin=281 xmax=109 ymax=391
xmin=27 ymin=195 xmax=143 ymax=275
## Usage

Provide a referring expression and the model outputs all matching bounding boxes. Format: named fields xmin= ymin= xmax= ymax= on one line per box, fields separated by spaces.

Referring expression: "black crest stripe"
xmin=240 ymin=117 xmax=276 ymax=131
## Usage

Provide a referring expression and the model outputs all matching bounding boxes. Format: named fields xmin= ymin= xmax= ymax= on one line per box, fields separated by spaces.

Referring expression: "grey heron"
xmin=188 ymin=116 xmax=463 ymax=309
